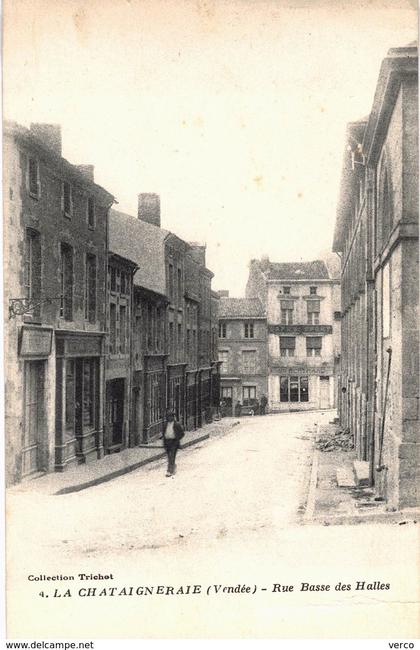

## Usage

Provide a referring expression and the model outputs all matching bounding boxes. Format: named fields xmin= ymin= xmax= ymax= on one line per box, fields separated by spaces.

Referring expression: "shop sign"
xmin=19 ymin=327 xmax=53 ymax=357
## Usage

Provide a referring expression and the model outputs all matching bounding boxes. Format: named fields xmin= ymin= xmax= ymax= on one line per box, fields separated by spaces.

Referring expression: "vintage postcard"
xmin=2 ymin=0 xmax=419 ymax=642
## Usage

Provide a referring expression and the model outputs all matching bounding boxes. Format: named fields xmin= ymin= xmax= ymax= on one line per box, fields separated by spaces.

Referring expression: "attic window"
xmin=283 ymin=286 xmax=291 ymax=294
xmin=310 ymin=286 xmax=317 ymax=295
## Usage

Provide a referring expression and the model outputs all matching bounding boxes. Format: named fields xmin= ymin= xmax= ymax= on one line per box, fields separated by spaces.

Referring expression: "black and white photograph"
xmin=2 ymin=0 xmax=419 ymax=642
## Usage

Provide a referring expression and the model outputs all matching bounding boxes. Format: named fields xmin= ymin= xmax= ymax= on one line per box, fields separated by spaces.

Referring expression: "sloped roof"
xmin=219 ymin=297 xmax=265 ymax=318
xmin=264 ymin=260 xmax=330 ymax=280
xmin=109 ymin=209 xmax=169 ymax=296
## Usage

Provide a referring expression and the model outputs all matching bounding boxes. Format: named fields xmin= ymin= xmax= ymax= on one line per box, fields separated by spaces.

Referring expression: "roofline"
xmin=333 ymin=45 xmax=418 ymax=252
xmin=218 ymin=315 xmax=266 ymax=320
xmin=108 ymin=250 xmax=139 ymax=271
xmin=5 ymin=122 xmax=115 ymax=202
xmin=362 ymin=46 xmax=418 ymax=165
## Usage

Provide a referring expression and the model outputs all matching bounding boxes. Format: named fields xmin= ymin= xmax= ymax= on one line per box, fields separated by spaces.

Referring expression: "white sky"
xmin=4 ymin=0 xmax=417 ymax=295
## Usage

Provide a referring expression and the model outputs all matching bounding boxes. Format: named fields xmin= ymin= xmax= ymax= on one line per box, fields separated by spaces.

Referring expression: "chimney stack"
xmin=138 ymin=193 xmax=161 ymax=227
xmin=189 ymin=243 xmax=206 ymax=266
xmin=75 ymin=165 xmax=95 ymax=183
xmin=30 ymin=123 xmax=62 ymax=156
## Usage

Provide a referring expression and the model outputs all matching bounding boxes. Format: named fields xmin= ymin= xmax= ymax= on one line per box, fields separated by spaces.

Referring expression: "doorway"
xmin=22 ymin=361 xmax=45 ymax=476
xmin=107 ymin=379 xmax=125 ymax=447
xmin=320 ymin=376 xmax=330 ymax=409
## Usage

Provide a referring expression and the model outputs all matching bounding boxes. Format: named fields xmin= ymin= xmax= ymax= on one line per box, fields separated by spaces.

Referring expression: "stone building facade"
xmin=333 ymin=44 xmax=419 ymax=508
xmin=246 ymin=258 xmax=340 ymax=412
xmin=109 ymin=199 xmax=220 ymax=444
xmin=4 ymin=121 xmax=114 ymax=485
xmin=217 ymin=295 xmax=268 ymax=415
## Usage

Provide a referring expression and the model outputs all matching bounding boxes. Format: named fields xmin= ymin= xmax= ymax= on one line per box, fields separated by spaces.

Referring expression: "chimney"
xmin=30 ymin=123 xmax=62 ymax=156
xmin=218 ymin=290 xmax=229 ymax=298
xmin=138 ymin=193 xmax=161 ymax=227
xmin=189 ymin=243 xmax=206 ymax=266
xmin=75 ymin=165 xmax=95 ymax=183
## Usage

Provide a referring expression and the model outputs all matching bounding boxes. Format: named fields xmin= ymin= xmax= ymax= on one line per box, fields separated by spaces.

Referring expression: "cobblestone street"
xmin=6 ymin=411 xmax=419 ymax=638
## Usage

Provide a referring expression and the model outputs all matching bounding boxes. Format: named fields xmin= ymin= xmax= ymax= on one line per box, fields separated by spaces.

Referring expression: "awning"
xmin=306 ymin=336 xmax=322 ymax=348
xmin=307 ymin=300 xmax=320 ymax=312
xmin=280 ymin=336 xmax=296 ymax=349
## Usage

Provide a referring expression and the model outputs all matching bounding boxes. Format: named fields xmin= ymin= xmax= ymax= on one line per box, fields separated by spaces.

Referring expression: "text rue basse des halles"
xmin=28 ymin=575 xmax=391 ymax=598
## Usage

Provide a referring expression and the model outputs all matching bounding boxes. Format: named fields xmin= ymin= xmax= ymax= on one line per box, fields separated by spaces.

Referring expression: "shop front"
xmin=167 ymin=363 xmax=186 ymax=426
xmin=55 ymin=331 xmax=105 ymax=471
xmin=143 ymin=355 xmax=166 ymax=443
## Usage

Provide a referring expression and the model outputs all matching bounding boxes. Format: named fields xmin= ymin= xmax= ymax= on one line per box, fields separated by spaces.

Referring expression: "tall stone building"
xmin=246 ymin=258 xmax=341 ymax=412
xmin=333 ymin=43 xmax=419 ymax=508
xmin=4 ymin=121 xmax=114 ymax=484
xmin=217 ymin=295 xmax=268 ymax=415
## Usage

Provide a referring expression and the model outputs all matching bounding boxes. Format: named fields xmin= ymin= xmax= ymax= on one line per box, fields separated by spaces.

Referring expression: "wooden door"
xmin=22 ymin=361 xmax=45 ymax=475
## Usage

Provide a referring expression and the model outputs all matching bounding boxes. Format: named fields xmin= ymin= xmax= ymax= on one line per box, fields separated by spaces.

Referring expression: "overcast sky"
xmin=4 ymin=0 xmax=417 ymax=295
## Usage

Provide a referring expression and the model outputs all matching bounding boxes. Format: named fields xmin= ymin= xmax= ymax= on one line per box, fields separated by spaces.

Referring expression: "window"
xmin=110 ymin=266 xmax=117 ymax=292
xmin=85 ymin=254 xmax=96 ymax=323
xmin=280 ymin=336 xmax=295 ymax=357
xmin=307 ymin=300 xmax=320 ymax=325
xmin=218 ymin=350 xmax=229 ymax=374
xmin=156 ymin=307 xmax=162 ymax=350
xmin=87 ymin=197 xmax=95 ymax=229
xmin=242 ymin=386 xmax=256 ymax=405
xmin=25 ymin=229 xmax=41 ymax=317
xmin=310 ymin=286 xmax=317 ymax=295
xmin=177 ymin=323 xmax=182 ymax=360
xmin=280 ymin=376 xmax=309 ymax=402
xmin=306 ymin=336 xmax=322 ymax=357
xmin=219 ymin=322 xmax=227 ymax=338
xmin=177 ymin=268 xmax=182 ymax=302
xmin=62 ymin=181 xmax=73 ymax=217
xmin=222 ymin=386 xmax=232 ymax=399
xmin=242 ymin=350 xmax=256 ymax=373
xmin=82 ymin=359 xmax=96 ymax=428
xmin=333 ymin=311 xmax=341 ymax=321
xmin=28 ymin=157 xmax=40 ymax=198
xmin=283 ymin=286 xmax=291 ymax=295
xmin=120 ymin=306 xmax=127 ymax=353
xmin=168 ymin=264 xmax=174 ymax=299
xmin=244 ymin=322 xmax=254 ymax=338
xmin=60 ymin=243 xmax=73 ymax=320
xmin=120 ymin=271 xmax=127 ymax=295
xmin=147 ymin=304 xmax=153 ymax=349
xmin=169 ymin=321 xmax=174 ymax=357
xmin=281 ymin=308 xmax=293 ymax=325
xmin=110 ymin=304 xmax=117 ymax=353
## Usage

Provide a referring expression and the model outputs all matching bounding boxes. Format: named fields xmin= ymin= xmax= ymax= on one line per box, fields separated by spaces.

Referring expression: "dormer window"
xmin=283 ymin=286 xmax=291 ymax=295
xmin=310 ymin=286 xmax=317 ymax=295
xmin=62 ymin=181 xmax=73 ymax=217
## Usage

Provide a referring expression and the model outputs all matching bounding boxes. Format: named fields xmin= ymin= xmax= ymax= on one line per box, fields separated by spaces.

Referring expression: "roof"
xmin=263 ymin=260 xmax=330 ymax=281
xmin=219 ymin=298 xmax=265 ymax=318
xmin=333 ymin=44 xmax=418 ymax=252
xmin=109 ymin=209 xmax=170 ymax=296
xmin=4 ymin=120 xmax=115 ymax=203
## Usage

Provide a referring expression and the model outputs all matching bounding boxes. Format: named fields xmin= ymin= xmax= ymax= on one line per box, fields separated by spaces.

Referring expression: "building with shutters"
xmin=217 ymin=295 xmax=268 ymax=415
xmin=246 ymin=258 xmax=341 ymax=412
xmin=333 ymin=43 xmax=419 ymax=509
xmin=4 ymin=121 xmax=114 ymax=485
xmin=109 ymin=198 xmax=220 ymax=444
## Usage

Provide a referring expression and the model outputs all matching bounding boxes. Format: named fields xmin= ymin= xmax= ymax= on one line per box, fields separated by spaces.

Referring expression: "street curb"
xmin=55 ymin=433 xmax=209 ymax=496
xmin=302 ymin=510 xmax=420 ymax=527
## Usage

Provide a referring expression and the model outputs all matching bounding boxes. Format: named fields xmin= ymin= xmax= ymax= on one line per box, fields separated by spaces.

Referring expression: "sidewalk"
xmin=305 ymin=422 xmax=420 ymax=526
xmin=10 ymin=417 xmax=240 ymax=497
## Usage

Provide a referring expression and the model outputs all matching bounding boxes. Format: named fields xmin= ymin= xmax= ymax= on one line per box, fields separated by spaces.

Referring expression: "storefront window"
xmin=83 ymin=359 xmax=95 ymax=428
xmin=65 ymin=360 xmax=75 ymax=437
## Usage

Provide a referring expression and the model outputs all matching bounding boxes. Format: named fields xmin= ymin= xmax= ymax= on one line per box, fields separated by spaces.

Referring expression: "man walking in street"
xmin=162 ymin=409 xmax=184 ymax=477
xmin=260 ymin=394 xmax=268 ymax=415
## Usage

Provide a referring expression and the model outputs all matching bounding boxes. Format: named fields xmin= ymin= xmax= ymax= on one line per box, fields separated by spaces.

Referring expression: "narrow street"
xmin=7 ymin=411 xmax=419 ymax=638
